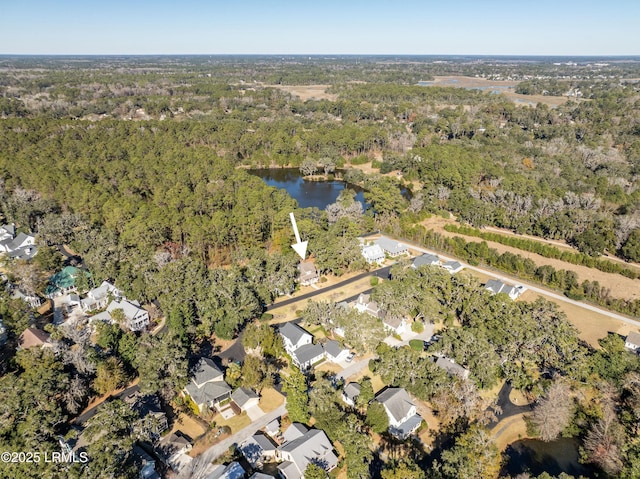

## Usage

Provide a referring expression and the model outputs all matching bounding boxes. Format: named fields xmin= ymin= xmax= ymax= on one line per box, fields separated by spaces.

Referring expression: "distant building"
xmin=435 ymin=356 xmax=470 ymax=380
xmin=625 ymin=331 xmax=640 ymax=352
xmin=361 ymin=244 xmax=385 ymax=265
xmin=374 ymin=237 xmax=409 ymax=257
xmin=441 ymin=260 xmax=464 ymax=274
xmin=485 ymin=279 xmax=525 ymax=300
xmin=0 ymin=227 xmax=38 ymax=260
xmin=297 ymin=262 xmax=319 ymax=286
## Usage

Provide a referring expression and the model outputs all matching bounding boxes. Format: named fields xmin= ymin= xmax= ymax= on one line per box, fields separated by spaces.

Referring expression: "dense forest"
xmin=1 ymin=56 xmax=640 ymax=479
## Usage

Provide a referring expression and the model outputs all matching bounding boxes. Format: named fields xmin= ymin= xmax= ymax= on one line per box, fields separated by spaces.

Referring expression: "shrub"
xmin=411 ymin=321 xmax=424 ymax=333
xmin=370 ymin=277 xmax=379 ymax=286
xmin=409 ymin=339 xmax=424 ymax=351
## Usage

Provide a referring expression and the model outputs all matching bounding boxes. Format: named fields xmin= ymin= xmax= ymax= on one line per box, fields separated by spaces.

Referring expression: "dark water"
xmin=248 ymin=168 xmax=366 ymax=209
xmin=504 ymin=438 xmax=597 ymax=478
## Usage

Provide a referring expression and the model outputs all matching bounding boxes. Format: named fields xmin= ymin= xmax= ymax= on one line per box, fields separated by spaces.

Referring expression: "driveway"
xmin=246 ymin=405 xmax=265 ymax=421
xmin=487 ymin=381 xmax=533 ymax=429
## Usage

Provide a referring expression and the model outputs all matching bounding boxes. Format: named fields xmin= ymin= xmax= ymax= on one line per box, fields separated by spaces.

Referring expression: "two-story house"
xmin=376 ymin=387 xmax=423 ymax=439
xmin=276 ymin=424 xmax=338 ymax=479
xmin=279 ymin=322 xmax=313 ymax=355
xmin=106 ymin=298 xmax=150 ymax=331
xmin=183 ymin=358 xmax=232 ymax=414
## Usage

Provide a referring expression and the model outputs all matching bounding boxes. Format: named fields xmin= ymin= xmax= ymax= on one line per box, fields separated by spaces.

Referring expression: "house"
xmin=361 ymin=244 xmax=385 ymax=265
xmin=241 ymin=433 xmax=278 ymax=468
xmin=282 ymin=423 xmax=308 ymax=443
xmin=412 ymin=253 xmax=439 ymax=269
xmin=485 ymin=279 xmax=525 ymax=300
xmin=383 ymin=316 xmax=409 ymax=335
xmin=0 ymin=224 xmax=15 ymax=242
xmin=11 ymin=288 xmax=42 ymax=309
xmin=625 ymin=331 xmax=640 ymax=352
xmin=374 ymin=237 xmax=409 ymax=257
xmin=277 ymin=424 xmax=338 ymax=479
xmin=231 ymin=387 xmax=260 ymax=412
xmin=291 ymin=343 xmax=325 ymax=371
xmin=0 ymin=231 xmax=38 ymax=260
xmin=441 ymin=260 xmax=464 ymax=274
xmin=435 ymin=356 xmax=470 ymax=380
xmin=46 ymin=266 xmax=79 ymax=297
xmin=205 ymin=462 xmax=246 ymax=479
xmin=342 ymin=382 xmax=361 ymax=407
xmin=124 ymin=391 xmax=168 ymax=442
xmin=279 ymin=322 xmax=313 ymax=354
xmin=323 ymin=340 xmax=350 ymax=363
xmin=353 ymin=293 xmax=385 ymax=319
xmin=376 ymin=388 xmax=423 ymax=439
xmin=107 ymin=298 xmax=150 ymax=331
xmin=297 ymin=262 xmax=319 ymax=286
xmin=132 ymin=445 xmax=161 ymax=479
xmin=184 ymin=358 xmax=232 ymax=414
xmin=157 ymin=432 xmax=193 ymax=472
xmin=81 ymin=281 xmax=121 ymax=312
xmin=265 ymin=418 xmax=280 ymax=438
xmin=18 ymin=327 xmax=51 ymax=350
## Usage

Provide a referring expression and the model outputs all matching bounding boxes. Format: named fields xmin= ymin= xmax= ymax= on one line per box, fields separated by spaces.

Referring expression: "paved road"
xmin=266 ymin=265 xmax=392 ymax=311
xmin=72 ymin=383 xmax=140 ymax=425
xmin=393 ymin=235 xmax=640 ymax=328
xmin=183 ymin=404 xmax=287 ymax=479
xmin=336 ymin=357 xmax=373 ymax=381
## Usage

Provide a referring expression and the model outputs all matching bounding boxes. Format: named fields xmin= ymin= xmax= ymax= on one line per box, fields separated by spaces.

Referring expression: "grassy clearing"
xmin=259 ymin=387 xmax=285 ymax=412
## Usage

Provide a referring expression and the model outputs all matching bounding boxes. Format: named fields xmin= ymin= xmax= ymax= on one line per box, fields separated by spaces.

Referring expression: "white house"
xmin=412 ymin=253 xmax=439 ymax=269
xmin=485 ymin=279 xmax=525 ymax=300
xmin=291 ymin=343 xmax=325 ymax=371
xmin=342 ymin=382 xmax=361 ymax=407
xmin=376 ymin=388 xmax=423 ymax=439
xmin=353 ymin=293 xmax=385 ymax=319
xmin=106 ymin=298 xmax=150 ymax=331
xmin=323 ymin=340 xmax=350 ymax=363
xmin=361 ymin=244 xmax=385 ymax=265
xmin=297 ymin=262 xmax=319 ymax=286
xmin=374 ymin=237 xmax=409 ymax=257
xmin=441 ymin=260 xmax=464 ymax=274
xmin=277 ymin=424 xmax=338 ymax=479
xmin=183 ymin=358 xmax=232 ymax=414
xmin=0 ymin=231 xmax=38 ymax=260
xmin=81 ymin=281 xmax=121 ymax=312
xmin=383 ymin=316 xmax=409 ymax=335
xmin=625 ymin=331 xmax=640 ymax=352
xmin=279 ymin=322 xmax=313 ymax=355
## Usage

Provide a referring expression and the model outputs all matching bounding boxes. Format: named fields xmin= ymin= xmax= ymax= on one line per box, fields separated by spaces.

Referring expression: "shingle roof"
xmin=626 ymin=331 xmax=640 ymax=347
xmin=18 ymin=327 xmax=50 ymax=348
xmin=343 ymin=382 xmax=361 ymax=402
xmin=185 ymin=380 xmax=231 ymax=405
xmin=278 ymin=428 xmax=338 ymax=479
xmin=279 ymin=322 xmax=311 ymax=345
xmin=435 ymin=357 xmax=469 ymax=378
xmin=293 ymin=343 xmax=324 ymax=365
xmin=231 ymin=387 xmax=259 ymax=408
xmin=485 ymin=279 xmax=516 ymax=296
xmin=282 ymin=423 xmax=308 ymax=443
xmin=412 ymin=253 xmax=439 ymax=268
xmin=191 ymin=357 xmax=225 ymax=386
xmin=376 ymin=388 xmax=416 ymax=423
xmin=374 ymin=237 xmax=408 ymax=255
xmin=323 ymin=340 xmax=346 ymax=358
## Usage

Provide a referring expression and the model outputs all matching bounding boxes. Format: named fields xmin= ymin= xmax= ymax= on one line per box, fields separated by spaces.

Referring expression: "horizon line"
xmin=1 ymin=53 xmax=640 ymax=58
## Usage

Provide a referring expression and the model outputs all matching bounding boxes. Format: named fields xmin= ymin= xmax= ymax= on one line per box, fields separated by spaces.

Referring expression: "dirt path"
xmin=420 ymin=217 xmax=640 ymax=301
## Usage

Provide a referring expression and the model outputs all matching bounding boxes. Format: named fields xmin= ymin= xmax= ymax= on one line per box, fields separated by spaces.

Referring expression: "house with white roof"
xmin=485 ymin=279 xmax=525 ymax=300
xmin=183 ymin=358 xmax=232 ymax=414
xmin=374 ymin=237 xmax=409 ymax=257
xmin=106 ymin=298 xmax=149 ymax=331
xmin=383 ymin=315 xmax=409 ymax=335
xmin=353 ymin=293 xmax=385 ymax=320
xmin=376 ymin=387 xmax=423 ymax=439
xmin=81 ymin=281 xmax=121 ymax=312
xmin=276 ymin=424 xmax=338 ymax=479
xmin=361 ymin=244 xmax=385 ymax=265
xmin=625 ymin=331 xmax=640 ymax=352
xmin=0 ymin=230 xmax=38 ymax=260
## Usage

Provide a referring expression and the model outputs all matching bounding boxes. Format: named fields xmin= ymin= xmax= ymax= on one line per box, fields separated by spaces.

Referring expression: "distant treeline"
xmin=444 ymin=224 xmax=640 ymax=280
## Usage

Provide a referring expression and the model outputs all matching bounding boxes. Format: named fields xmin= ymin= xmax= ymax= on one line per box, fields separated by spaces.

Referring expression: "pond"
xmin=248 ymin=168 xmax=367 ymax=209
xmin=503 ymin=438 xmax=597 ymax=478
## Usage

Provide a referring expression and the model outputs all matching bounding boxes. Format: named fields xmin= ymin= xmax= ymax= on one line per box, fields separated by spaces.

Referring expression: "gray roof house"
xmin=412 ymin=253 xmax=440 ymax=269
xmin=323 ymin=340 xmax=350 ymax=363
xmin=435 ymin=356 xmax=470 ymax=379
xmin=341 ymin=382 xmax=361 ymax=407
xmin=0 ymin=224 xmax=15 ymax=242
xmin=282 ymin=423 xmax=308 ymax=444
xmin=441 ymin=260 xmax=464 ymax=274
xmin=81 ymin=281 xmax=121 ymax=312
xmin=297 ymin=262 xmax=319 ymax=286
xmin=374 ymin=237 xmax=409 ymax=257
xmin=625 ymin=331 xmax=640 ymax=352
xmin=376 ymin=388 xmax=423 ymax=439
xmin=277 ymin=425 xmax=338 ymax=479
xmin=107 ymin=298 xmax=150 ymax=331
xmin=485 ymin=279 xmax=525 ymax=300
xmin=353 ymin=293 xmax=385 ymax=319
xmin=1 ymin=232 xmax=38 ymax=260
xmin=279 ymin=322 xmax=313 ymax=354
xmin=241 ymin=433 xmax=278 ymax=468
xmin=184 ymin=358 xmax=231 ymax=414
xmin=231 ymin=387 xmax=260 ymax=411
xmin=291 ymin=343 xmax=325 ymax=371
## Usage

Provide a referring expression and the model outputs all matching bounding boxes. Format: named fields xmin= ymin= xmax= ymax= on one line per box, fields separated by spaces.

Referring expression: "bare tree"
xmin=529 ymin=379 xmax=573 ymax=441
xmin=584 ymin=402 xmax=624 ymax=475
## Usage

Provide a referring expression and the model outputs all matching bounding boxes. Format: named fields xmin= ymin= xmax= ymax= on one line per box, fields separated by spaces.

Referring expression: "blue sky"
xmin=1 ymin=0 xmax=638 ymax=55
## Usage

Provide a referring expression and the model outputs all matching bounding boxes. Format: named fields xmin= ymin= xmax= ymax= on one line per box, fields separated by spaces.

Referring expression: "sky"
xmin=1 ymin=0 xmax=639 ymax=56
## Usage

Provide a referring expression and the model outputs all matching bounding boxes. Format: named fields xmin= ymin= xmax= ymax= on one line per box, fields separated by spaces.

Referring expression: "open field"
xmin=420 ymin=216 xmax=640 ymax=302
xmin=264 ymin=84 xmax=337 ymax=101
xmin=422 ymin=76 xmax=570 ymax=108
xmin=171 ymin=412 xmax=207 ymax=442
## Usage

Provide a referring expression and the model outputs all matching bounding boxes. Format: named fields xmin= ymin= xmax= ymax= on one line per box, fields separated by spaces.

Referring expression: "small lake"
xmin=503 ymin=438 xmax=597 ymax=478
xmin=248 ymin=168 xmax=366 ymax=210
